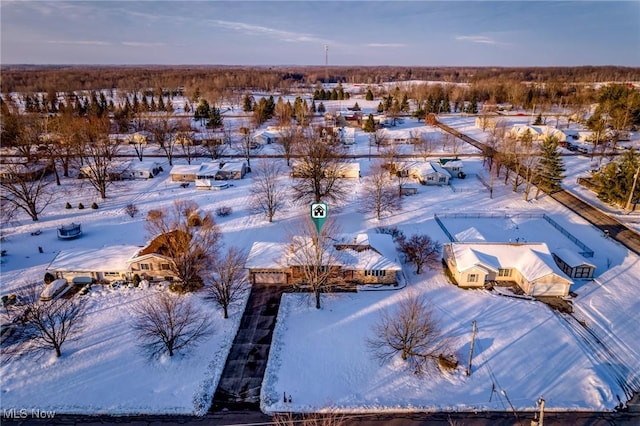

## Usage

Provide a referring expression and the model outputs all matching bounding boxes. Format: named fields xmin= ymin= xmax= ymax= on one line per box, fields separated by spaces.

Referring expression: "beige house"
xmin=443 ymin=242 xmax=573 ymax=297
xmin=127 ymin=232 xmax=184 ymax=282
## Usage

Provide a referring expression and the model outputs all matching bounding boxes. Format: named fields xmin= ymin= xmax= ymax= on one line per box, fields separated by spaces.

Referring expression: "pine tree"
xmin=158 ymin=95 xmax=166 ymax=111
xmin=366 ymin=89 xmax=374 ymax=101
xmin=242 ymin=94 xmax=254 ymax=112
xmin=534 ymin=136 xmax=565 ymax=198
xmin=352 ymin=102 xmax=361 ymax=111
xmin=208 ymin=106 xmax=223 ymax=129
xmin=377 ymin=102 xmax=384 ymax=113
xmin=311 ymin=100 xmax=317 ymax=113
xmin=317 ymin=102 xmax=326 ymax=114
xmin=363 ymin=113 xmax=376 ymax=133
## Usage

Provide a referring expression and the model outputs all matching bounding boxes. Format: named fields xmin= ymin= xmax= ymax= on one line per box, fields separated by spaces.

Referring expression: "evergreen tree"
xmin=132 ymin=94 xmax=140 ymax=113
xmin=534 ymin=136 xmax=565 ymax=198
xmin=317 ymin=102 xmax=326 ymax=114
xmin=352 ymin=102 xmax=361 ymax=111
xmin=242 ymin=94 xmax=254 ymax=112
xmin=158 ymin=95 xmax=166 ymax=111
xmin=141 ymin=95 xmax=150 ymax=112
xmin=533 ymin=113 xmax=543 ymax=125
xmin=366 ymin=88 xmax=374 ymax=101
xmin=150 ymin=96 xmax=157 ymax=111
xmin=311 ymin=100 xmax=317 ymax=113
xmin=208 ymin=105 xmax=223 ymax=129
xmin=195 ymin=99 xmax=211 ymax=122
xmin=184 ymin=102 xmax=191 ymax=113
xmin=593 ymin=149 xmax=639 ymax=206
xmin=400 ymin=94 xmax=409 ymax=112
xmin=377 ymin=102 xmax=384 ymax=113
xmin=363 ymin=113 xmax=376 ymax=133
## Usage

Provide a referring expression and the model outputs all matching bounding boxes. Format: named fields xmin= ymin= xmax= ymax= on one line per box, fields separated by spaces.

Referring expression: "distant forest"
xmin=2 ymin=65 xmax=639 ymax=95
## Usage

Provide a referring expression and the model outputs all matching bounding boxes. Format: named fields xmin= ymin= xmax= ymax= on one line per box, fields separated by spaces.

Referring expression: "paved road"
xmin=2 ymin=410 xmax=638 ymax=425
xmin=211 ymin=284 xmax=286 ymax=412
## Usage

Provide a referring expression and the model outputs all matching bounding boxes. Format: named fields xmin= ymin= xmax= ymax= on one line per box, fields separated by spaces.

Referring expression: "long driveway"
xmin=211 ymin=283 xmax=286 ymax=412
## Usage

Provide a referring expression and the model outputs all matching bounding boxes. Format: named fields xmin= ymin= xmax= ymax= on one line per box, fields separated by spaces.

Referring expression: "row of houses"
xmin=45 ymin=231 xmax=404 ymax=288
xmin=170 ymin=160 xmax=248 ymax=185
xmin=79 ymin=159 xmax=162 ymax=181
xmin=46 ymin=236 xmax=592 ymax=298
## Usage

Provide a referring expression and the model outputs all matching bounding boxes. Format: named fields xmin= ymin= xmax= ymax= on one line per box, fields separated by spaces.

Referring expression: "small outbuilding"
xmin=552 ymin=249 xmax=596 ymax=279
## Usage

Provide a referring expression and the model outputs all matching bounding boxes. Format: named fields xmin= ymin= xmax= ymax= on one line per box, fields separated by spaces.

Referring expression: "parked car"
xmin=40 ymin=279 xmax=70 ymax=301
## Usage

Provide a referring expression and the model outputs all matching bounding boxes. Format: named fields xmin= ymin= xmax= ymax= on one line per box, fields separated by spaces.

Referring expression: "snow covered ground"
xmin=1 ymin=111 xmax=639 ymax=415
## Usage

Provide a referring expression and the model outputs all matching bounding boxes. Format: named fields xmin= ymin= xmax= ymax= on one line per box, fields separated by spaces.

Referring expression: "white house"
xmin=509 ymin=125 xmax=567 ymax=142
xmin=339 ymin=127 xmax=356 ymax=145
xmin=122 ymin=160 xmax=161 ymax=179
xmin=171 ymin=161 xmax=247 ymax=182
xmin=443 ymin=242 xmax=573 ymax=297
xmin=438 ymin=158 xmax=464 ymax=178
xmin=408 ymin=161 xmax=451 ymax=185
xmin=46 ymin=245 xmax=141 ymax=284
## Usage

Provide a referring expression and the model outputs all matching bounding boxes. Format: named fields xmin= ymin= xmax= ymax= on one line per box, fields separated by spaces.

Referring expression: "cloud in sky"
xmin=1 ymin=1 xmax=638 ymax=66
xmin=455 ymin=35 xmax=498 ymax=45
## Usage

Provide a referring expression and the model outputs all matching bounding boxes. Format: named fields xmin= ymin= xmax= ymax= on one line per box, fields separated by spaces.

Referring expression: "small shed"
xmin=400 ymin=185 xmax=418 ymax=196
xmin=552 ymin=249 xmax=596 ymax=279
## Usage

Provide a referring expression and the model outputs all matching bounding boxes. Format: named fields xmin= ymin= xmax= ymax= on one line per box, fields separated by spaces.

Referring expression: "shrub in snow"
xmin=91 ymin=202 xmax=99 ymax=209
xmin=215 ymin=206 xmax=232 ymax=217
xmin=124 ymin=203 xmax=139 ymax=218
xmin=78 ymin=203 xmax=85 ymax=209
xmin=65 ymin=202 xmax=72 ymax=209
xmin=132 ymin=274 xmax=141 ymax=287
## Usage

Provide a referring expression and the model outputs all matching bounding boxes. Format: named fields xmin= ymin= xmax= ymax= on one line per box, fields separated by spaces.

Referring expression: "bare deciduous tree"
xmin=291 ymin=130 xmax=347 ymax=203
xmin=77 ymin=135 xmax=121 ymax=199
xmin=277 ymin=125 xmax=299 ymax=167
xmin=145 ymin=199 xmax=222 ymax=292
xmin=288 ymin=217 xmax=344 ymax=309
xmin=2 ymin=282 xmax=87 ymax=358
xmin=206 ymin=246 xmax=248 ymax=319
xmin=151 ymin=114 xmax=178 ymax=166
xmin=132 ymin=291 xmax=213 ymax=358
xmin=250 ymin=159 xmax=286 ymax=222
xmin=362 ymin=161 xmax=401 ymax=220
xmin=0 ymin=162 xmax=53 ymax=221
xmin=397 ymin=233 xmax=442 ymax=274
xmin=368 ymin=291 xmax=451 ymax=375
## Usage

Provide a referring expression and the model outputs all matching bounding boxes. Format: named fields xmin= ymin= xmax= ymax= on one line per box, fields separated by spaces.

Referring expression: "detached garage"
xmin=552 ymin=249 xmax=596 ymax=279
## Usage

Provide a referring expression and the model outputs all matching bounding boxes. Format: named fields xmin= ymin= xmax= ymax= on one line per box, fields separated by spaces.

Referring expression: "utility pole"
xmin=625 ymin=165 xmax=640 ymax=212
xmin=538 ymin=398 xmax=545 ymax=426
xmin=466 ymin=320 xmax=477 ymax=376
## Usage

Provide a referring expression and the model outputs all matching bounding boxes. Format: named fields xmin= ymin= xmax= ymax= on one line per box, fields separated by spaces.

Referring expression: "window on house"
xmin=439 ymin=177 xmax=447 ymax=183
xmin=160 ymin=263 xmax=171 ymax=271
xmin=468 ymin=274 xmax=478 ymax=283
xmin=365 ymin=270 xmax=386 ymax=277
xmin=574 ymin=267 xmax=591 ymax=278
xmin=104 ymin=272 xmax=120 ymax=277
xmin=498 ymin=269 xmax=511 ymax=277
xmin=140 ymin=263 xmax=150 ymax=271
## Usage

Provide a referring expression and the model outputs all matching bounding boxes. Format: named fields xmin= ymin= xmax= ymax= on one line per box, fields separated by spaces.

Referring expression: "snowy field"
xmin=1 ymin=111 xmax=639 ymax=415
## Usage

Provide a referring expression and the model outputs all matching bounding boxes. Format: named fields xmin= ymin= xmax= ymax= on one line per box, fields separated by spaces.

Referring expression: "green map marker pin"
xmin=310 ymin=202 xmax=328 ymax=234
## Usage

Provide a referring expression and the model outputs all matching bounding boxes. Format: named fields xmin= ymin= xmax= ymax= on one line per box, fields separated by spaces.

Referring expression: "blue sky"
xmin=1 ymin=1 xmax=639 ymax=66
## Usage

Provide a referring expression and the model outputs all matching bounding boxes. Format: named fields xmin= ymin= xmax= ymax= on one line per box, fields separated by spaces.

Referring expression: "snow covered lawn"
xmin=0 ymin=284 xmax=247 ymax=415
xmin=261 ymin=272 xmax=628 ymax=414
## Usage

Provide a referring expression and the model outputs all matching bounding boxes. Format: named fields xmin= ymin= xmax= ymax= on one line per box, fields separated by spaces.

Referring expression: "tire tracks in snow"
xmin=555 ymin=310 xmax=639 ymax=402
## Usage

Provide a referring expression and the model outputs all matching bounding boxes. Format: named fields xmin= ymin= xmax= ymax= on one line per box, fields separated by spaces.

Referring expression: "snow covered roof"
xmin=47 ymin=245 xmax=141 ymax=273
xmin=340 ymin=248 xmax=402 ymax=271
xmin=449 ymin=242 xmax=572 ymax=283
xmin=455 ymin=227 xmax=486 ymax=242
xmin=245 ymin=242 xmax=289 ymax=269
xmin=553 ymin=248 xmax=595 ymax=268
xmin=170 ymin=164 xmax=201 ymax=175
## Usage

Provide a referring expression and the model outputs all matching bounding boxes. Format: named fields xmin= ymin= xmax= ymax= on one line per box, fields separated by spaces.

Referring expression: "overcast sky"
xmin=1 ymin=1 xmax=639 ymax=66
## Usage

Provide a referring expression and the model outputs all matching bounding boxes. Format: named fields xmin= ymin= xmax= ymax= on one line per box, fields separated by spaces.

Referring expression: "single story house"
xmin=171 ymin=160 xmax=247 ymax=182
xmin=376 ymin=128 xmax=421 ymax=144
xmin=122 ymin=160 xmax=162 ymax=179
xmin=552 ymin=249 xmax=596 ymax=279
xmin=438 ymin=158 xmax=464 ymax=178
xmin=0 ymin=161 xmax=53 ymax=183
xmin=508 ymin=125 xmax=567 ymax=142
xmin=411 ymin=162 xmax=451 ymax=185
xmin=46 ymin=245 xmax=141 ymax=284
xmin=443 ymin=242 xmax=573 ymax=297
xmin=245 ymin=232 xmax=402 ymax=286
xmin=170 ymin=164 xmax=201 ymax=182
